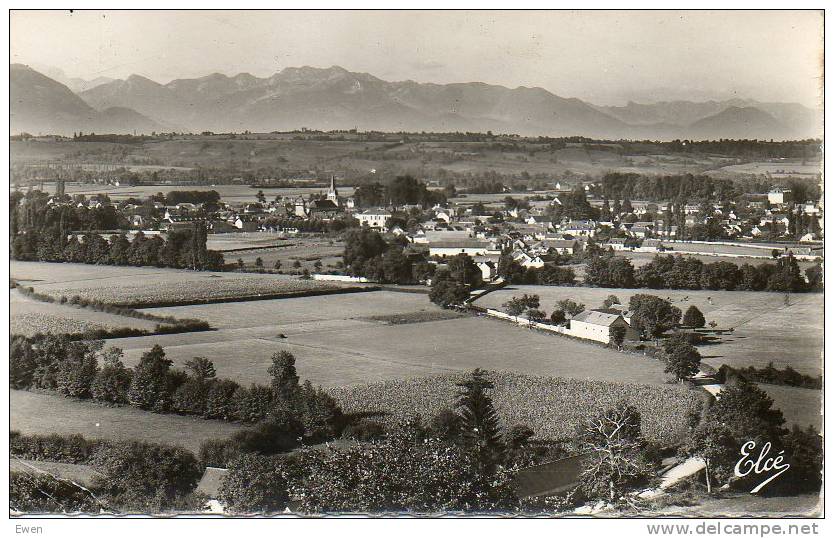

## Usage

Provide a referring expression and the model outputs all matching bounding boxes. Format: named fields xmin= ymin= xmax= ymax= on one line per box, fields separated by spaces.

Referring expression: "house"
xmin=543 ymin=239 xmax=579 ymax=255
xmin=605 ymin=238 xmax=630 ymax=251
xmin=473 ymin=255 xmax=499 ymax=281
xmin=561 ymin=220 xmax=597 ymax=237
xmin=567 ymin=309 xmax=640 ymax=344
xmin=429 ymin=240 xmax=499 ymax=258
xmin=234 ymin=215 xmax=260 ymax=231
xmin=356 ymin=209 xmax=392 ymax=230
xmin=768 ymin=188 xmax=792 ymax=205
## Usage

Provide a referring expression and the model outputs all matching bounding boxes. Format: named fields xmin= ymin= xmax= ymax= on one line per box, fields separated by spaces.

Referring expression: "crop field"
xmin=10 ymin=390 xmax=248 ymax=453
xmin=11 ymin=261 xmax=358 ymax=307
xmin=10 ymin=289 xmax=159 ymax=336
xmin=115 ymin=293 xmax=673 ymax=387
xmin=329 ymin=371 xmax=706 ymax=444
xmin=221 ymin=238 xmax=346 ymax=273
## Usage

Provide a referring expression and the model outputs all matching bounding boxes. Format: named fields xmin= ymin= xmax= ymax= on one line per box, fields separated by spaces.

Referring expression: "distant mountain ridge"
xmin=10 ymin=64 xmax=162 ymax=135
xmin=10 ymin=63 xmax=821 ymax=140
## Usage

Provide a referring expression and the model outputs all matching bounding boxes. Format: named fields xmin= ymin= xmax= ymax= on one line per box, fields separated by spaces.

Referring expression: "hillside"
xmin=10 ymin=64 xmax=162 ymax=136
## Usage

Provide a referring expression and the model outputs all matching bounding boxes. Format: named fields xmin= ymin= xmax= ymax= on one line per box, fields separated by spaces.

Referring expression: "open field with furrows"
xmin=10 ymin=289 xmax=160 ymax=336
xmin=11 ymin=261 xmax=360 ymax=307
xmin=329 ymin=371 xmax=706 ymax=444
xmin=211 ymin=237 xmax=346 ymax=273
xmin=108 ymin=291 xmax=673 ymax=388
xmin=10 ymin=390 xmax=248 ymax=453
xmin=475 ymin=285 xmax=823 ymax=376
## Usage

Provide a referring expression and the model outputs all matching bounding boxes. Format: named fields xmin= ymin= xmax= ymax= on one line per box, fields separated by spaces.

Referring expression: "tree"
xmin=128 ymin=345 xmax=174 ymax=412
xmin=255 ymin=257 xmax=264 ymax=268
xmin=268 ymin=351 xmax=300 ymax=402
xmin=688 ymin=378 xmax=787 ymax=489
xmin=682 ymin=305 xmax=706 ymax=328
xmin=628 ymin=294 xmax=681 ymax=338
xmin=579 ymin=404 xmax=651 ymax=502
xmin=273 ymin=260 xmax=282 ymax=272
xmin=429 ymin=270 xmax=469 ymax=308
xmin=185 ymin=357 xmax=216 ymax=381
xmin=447 ymin=253 xmax=483 ymax=288
xmin=10 ymin=336 xmax=37 ymax=389
xmin=502 ymin=294 xmax=539 ymax=317
xmin=91 ymin=347 xmax=132 ymax=403
xmin=217 ymin=453 xmax=292 ymax=513
xmin=92 ymin=440 xmax=201 ymax=511
xmin=455 ymin=369 xmax=504 ymax=470
xmin=662 ymin=334 xmax=702 ymax=381
xmin=55 ymin=341 xmax=101 ymax=398
xmin=550 ymin=309 xmax=567 ymax=324
xmin=527 ymin=309 xmax=546 ymax=323
xmin=610 ymin=326 xmax=627 ymax=349
xmin=602 ymin=295 xmax=621 ymax=309
xmin=556 ymin=299 xmax=585 ymax=317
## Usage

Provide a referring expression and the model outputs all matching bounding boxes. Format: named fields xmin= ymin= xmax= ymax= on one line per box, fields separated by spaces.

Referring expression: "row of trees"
xmin=12 ymin=227 xmax=225 ymax=271
xmin=585 ymin=253 xmax=816 ymax=293
xmin=10 ymin=336 xmax=342 ymax=441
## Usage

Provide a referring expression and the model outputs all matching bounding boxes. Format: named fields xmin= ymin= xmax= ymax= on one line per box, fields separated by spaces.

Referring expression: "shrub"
xmin=91 ymin=441 xmax=202 ymax=512
xmin=342 ymin=419 xmax=387 ymax=441
xmin=11 ymin=472 xmax=102 ymax=514
xmin=204 ymin=379 xmax=241 ymax=421
xmin=10 ymin=432 xmax=105 ymax=464
xmin=233 ymin=384 xmax=274 ymax=424
xmin=218 ymin=454 xmax=292 ymax=514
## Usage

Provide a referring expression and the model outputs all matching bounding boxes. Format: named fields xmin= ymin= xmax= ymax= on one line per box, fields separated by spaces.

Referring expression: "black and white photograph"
xmin=5 ymin=6 xmax=826 ymax=527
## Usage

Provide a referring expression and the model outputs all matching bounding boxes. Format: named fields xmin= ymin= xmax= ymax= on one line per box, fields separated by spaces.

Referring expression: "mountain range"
xmin=10 ymin=63 xmax=822 ymax=140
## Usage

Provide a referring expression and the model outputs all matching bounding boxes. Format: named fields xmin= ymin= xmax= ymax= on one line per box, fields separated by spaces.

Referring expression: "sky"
xmin=10 ymin=10 xmax=824 ymax=107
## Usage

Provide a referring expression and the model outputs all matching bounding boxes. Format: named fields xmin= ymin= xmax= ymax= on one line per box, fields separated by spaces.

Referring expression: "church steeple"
xmin=327 ymin=174 xmax=339 ymax=204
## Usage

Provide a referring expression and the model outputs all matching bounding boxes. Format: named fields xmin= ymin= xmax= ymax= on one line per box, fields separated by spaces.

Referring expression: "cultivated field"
xmin=10 ymin=390 xmax=248 ymax=453
xmin=11 ymin=261 xmax=360 ymax=307
xmin=475 ymin=285 xmax=823 ymax=375
xmin=104 ymin=291 xmax=676 ymax=388
xmin=10 ymin=289 xmax=159 ymax=336
xmin=217 ymin=238 xmax=346 ymax=273
xmin=329 ymin=371 xmax=706 ymax=444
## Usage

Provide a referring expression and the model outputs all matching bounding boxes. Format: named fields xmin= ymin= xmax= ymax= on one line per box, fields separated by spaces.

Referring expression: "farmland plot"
xmin=12 ymin=261 xmax=360 ymax=307
xmin=10 ymin=289 xmax=159 ymax=336
xmin=330 ymin=371 xmax=705 ymax=444
xmin=10 ymin=390 xmax=248 ymax=453
xmin=115 ymin=306 xmax=673 ymax=388
xmin=475 ymin=285 xmax=823 ymax=375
